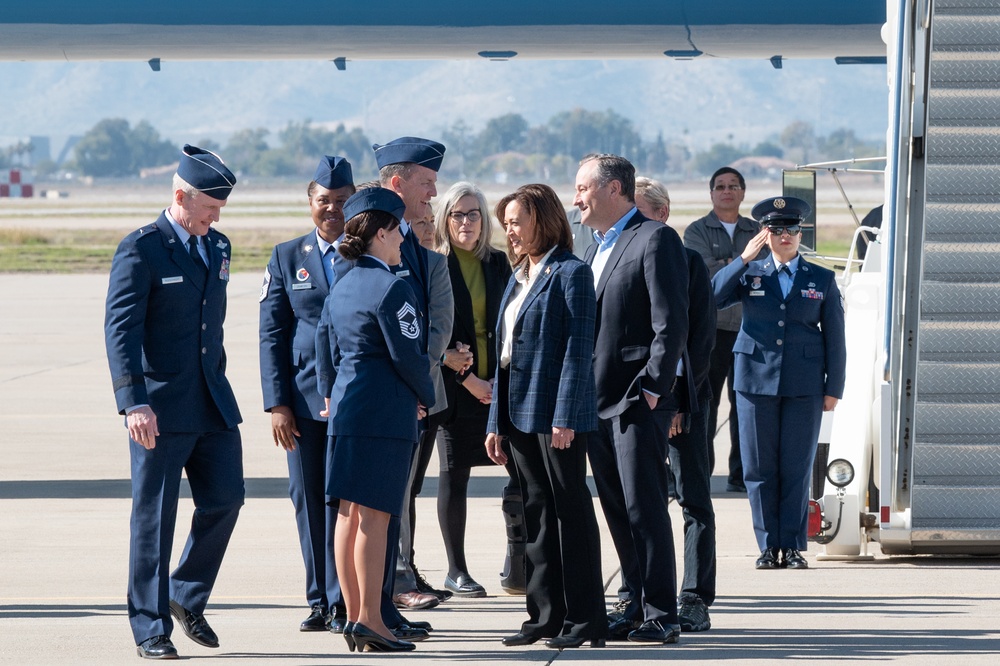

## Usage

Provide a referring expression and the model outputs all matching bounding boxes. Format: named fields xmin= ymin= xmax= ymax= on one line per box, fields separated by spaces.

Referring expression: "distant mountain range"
xmin=0 ymin=58 xmax=887 ymax=160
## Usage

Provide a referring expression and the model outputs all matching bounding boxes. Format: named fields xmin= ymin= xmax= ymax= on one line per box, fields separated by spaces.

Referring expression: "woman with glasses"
xmin=432 ymin=182 xmax=518 ymax=597
xmin=712 ymin=196 xmax=846 ymax=572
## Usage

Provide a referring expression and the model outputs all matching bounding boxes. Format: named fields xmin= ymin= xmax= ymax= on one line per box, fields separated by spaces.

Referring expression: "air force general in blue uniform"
xmin=259 ymin=156 xmax=355 ymax=632
xmin=104 ymin=145 xmax=243 ymax=660
xmin=712 ymin=196 xmax=846 ymax=571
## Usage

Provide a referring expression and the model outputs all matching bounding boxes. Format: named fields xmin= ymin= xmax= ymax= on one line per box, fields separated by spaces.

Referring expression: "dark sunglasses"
xmin=767 ymin=225 xmax=801 ymax=236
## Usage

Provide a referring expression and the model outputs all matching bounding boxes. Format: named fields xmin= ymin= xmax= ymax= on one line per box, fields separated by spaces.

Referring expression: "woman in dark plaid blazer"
xmin=485 ymin=184 xmax=607 ymax=650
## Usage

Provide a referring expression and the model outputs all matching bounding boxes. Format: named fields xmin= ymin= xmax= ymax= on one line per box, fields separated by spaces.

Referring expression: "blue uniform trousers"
xmin=667 ymin=386 xmax=716 ymax=605
xmin=736 ymin=392 xmax=823 ymax=550
xmin=128 ymin=428 xmax=244 ymax=643
xmin=589 ymin=403 xmax=678 ymax=625
xmin=287 ymin=418 xmax=342 ymax=614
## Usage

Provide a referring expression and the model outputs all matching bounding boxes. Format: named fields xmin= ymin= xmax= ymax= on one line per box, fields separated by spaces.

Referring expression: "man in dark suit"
xmin=575 ymin=153 xmax=690 ymax=644
xmin=259 ymin=156 xmax=354 ymax=633
xmin=666 ymin=248 xmax=717 ymax=632
xmin=105 ymin=145 xmax=243 ymax=660
xmin=374 ymin=137 xmax=455 ymax=613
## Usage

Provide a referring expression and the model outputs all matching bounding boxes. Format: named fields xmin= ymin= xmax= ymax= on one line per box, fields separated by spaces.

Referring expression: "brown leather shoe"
xmin=392 ymin=590 xmax=440 ymax=610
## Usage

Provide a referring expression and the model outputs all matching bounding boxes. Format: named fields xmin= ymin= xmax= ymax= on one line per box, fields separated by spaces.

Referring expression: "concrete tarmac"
xmin=2 ymin=272 xmax=999 ymax=664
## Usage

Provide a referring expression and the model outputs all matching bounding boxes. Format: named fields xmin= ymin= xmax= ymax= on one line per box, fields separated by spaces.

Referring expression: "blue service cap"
xmin=342 ymin=187 xmax=406 ymax=224
xmin=312 ymin=155 xmax=354 ymax=190
xmin=177 ymin=144 xmax=236 ymax=200
xmin=372 ymin=136 xmax=446 ymax=172
xmin=752 ymin=196 xmax=811 ymax=225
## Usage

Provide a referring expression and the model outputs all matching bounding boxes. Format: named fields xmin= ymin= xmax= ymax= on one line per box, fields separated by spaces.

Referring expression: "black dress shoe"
xmin=328 ymin=614 xmax=348 ymax=634
xmin=755 ymin=547 xmax=781 ymax=570
xmin=400 ymin=617 xmax=433 ymax=631
xmin=300 ymin=604 xmax=329 ymax=632
xmin=169 ymin=600 xmax=219 ymax=648
xmin=444 ymin=573 xmax=487 ymax=598
xmin=627 ymin=620 xmax=681 ymax=644
xmin=782 ymin=548 xmax=809 ymax=569
xmin=392 ymin=623 xmax=430 ymax=642
xmin=352 ymin=622 xmax=416 ymax=652
xmin=545 ymin=635 xmax=606 ymax=649
xmin=136 ymin=635 xmax=178 ymax=659
xmin=501 ymin=631 xmax=540 ymax=646
xmin=608 ymin=616 xmax=641 ymax=640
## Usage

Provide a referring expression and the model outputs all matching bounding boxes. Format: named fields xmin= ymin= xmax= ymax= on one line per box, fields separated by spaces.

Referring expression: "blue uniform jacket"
xmin=713 ymin=254 xmax=846 ymax=399
xmin=487 ymin=249 xmax=598 ymax=435
xmin=259 ymin=231 xmax=343 ymax=421
xmin=315 ymin=256 xmax=435 ymax=442
xmin=104 ymin=212 xmax=241 ymax=432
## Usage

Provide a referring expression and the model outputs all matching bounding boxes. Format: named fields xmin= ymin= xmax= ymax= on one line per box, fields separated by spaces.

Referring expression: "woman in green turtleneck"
xmin=433 ymin=182 xmax=520 ymax=597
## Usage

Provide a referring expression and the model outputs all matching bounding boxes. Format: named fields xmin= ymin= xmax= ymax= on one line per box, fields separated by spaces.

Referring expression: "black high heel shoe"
xmin=343 ymin=621 xmax=356 ymax=652
xmin=352 ymin=622 xmax=416 ymax=652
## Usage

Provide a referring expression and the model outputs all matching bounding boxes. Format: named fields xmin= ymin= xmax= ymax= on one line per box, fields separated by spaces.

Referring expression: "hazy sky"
xmin=1 ymin=58 xmax=888 ymax=159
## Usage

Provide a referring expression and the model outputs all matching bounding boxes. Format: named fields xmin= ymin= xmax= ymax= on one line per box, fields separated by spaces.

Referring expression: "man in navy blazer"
xmin=105 ymin=145 xmax=243 ymax=660
xmin=576 ymin=154 xmax=690 ymax=644
xmin=259 ymin=156 xmax=355 ymax=632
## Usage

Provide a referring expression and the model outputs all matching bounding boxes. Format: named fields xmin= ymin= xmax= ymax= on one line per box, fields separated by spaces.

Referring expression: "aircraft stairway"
xmin=901 ymin=0 xmax=1000 ymax=552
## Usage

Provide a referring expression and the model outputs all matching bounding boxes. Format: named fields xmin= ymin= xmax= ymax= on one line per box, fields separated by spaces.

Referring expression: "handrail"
xmin=883 ymin=0 xmax=912 ymax=382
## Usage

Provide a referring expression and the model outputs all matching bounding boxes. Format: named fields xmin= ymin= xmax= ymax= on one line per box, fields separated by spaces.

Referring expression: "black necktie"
xmin=187 ymin=236 xmax=207 ymax=274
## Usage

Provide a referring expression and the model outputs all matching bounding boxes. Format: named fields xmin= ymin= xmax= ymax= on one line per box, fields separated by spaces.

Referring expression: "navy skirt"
xmin=327 ymin=435 xmax=415 ymax=516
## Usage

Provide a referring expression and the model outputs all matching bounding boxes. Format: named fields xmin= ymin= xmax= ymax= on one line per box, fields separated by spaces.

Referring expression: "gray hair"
xmin=172 ymin=174 xmax=200 ymax=200
xmin=433 ymin=181 xmax=494 ymax=261
xmin=635 ymin=176 xmax=671 ymax=210
xmin=580 ymin=153 xmax=635 ymax=202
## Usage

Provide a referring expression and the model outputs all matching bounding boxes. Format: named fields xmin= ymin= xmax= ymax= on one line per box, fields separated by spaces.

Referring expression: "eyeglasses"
xmin=449 ymin=210 xmax=482 ymax=224
xmin=712 ymin=184 xmax=743 ymax=192
xmin=767 ymin=225 xmax=801 ymax=236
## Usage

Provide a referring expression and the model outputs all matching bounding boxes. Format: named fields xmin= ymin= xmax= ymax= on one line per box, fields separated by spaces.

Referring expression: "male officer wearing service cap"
xmin=105 ymin=145 xmax=243 ymax=660
xmin=374 ymin=137 xmax=457 ymax=609
xmin=712 ymin=196 xmax=846 ymax=572
xmin=259 ymin=156 xmax=355 ymax=633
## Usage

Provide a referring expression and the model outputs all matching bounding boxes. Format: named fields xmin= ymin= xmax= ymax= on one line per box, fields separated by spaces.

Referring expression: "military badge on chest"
xmin=750 ymin=276 xmax=765 ymax=296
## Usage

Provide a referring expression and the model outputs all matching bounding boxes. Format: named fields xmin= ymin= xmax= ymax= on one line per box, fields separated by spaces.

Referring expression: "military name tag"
xmin=750 ymin=290 xmax=765 ymax=296
xmin=292 ymin=283 xmax=313 ymax=290
xmin=162 ymin=276 xmax=183 ymax=285
xmin=396 ymin=269 xmax=411 ymax=278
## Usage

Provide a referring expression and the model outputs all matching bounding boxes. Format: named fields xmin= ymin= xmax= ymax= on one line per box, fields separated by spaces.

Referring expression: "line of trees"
xmin=58 ymin=113 xmax=884 ymax=182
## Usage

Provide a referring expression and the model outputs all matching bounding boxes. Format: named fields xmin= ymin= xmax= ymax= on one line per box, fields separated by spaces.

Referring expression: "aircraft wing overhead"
xmin=0 ymin=0 xmax=886 ymax=62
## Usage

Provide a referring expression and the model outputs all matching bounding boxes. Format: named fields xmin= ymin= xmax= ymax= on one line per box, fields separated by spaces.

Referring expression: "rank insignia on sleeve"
xmin=397 ymin=302 xmax=420 ymax=340
xmin=259 ymin=267 xmax=271 ymax=302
